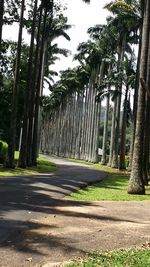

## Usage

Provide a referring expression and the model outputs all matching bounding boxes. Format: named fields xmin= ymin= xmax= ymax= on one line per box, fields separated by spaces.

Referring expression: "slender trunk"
xmin=95 ymin=62 xmax=105 ymax=162
xmin=0 ymin=0 xmax=4 ymax=51
xmin=143 ymin=96 xmax=150 ymax=184
xmin=80 ymin=87 xmax=87 ymax=160
xmin=119 ymin=85 xmax=129 ymax=170
xmin=32 ymin=6 xmax=48 ymax=165
xmin=128 ymin=38 xmax=141 ymax=171
xmin=85 ymin=79 xmax=93 ymax=161
xmin=27 ymin=4 xmax=43 ymax=166
xmin=143 ymin=30 xmax=150 ymax=184
xmin=94 ymin=94 xmax=101 ymax=163
xmin=19 ymin=0 xmax=38 ymax=167
xmin=101 ymin=92 xmax=110 ymax=165
xmin=75 ymin=93 xmax=83 ymax=159
xmin=128 ymin=0 xmax=150 ymax=194
xmin=89 ymin=84 xmax=96 ymax=161
xmin=111 ymin=36 xmax=126 ymax=168
xmin=108 ymin=101 xmax=117 ymax=166
xmin=81 ymin=86 xmax=89 ymax=160
xmin=7 ymin=0 xmax=25 ymax=168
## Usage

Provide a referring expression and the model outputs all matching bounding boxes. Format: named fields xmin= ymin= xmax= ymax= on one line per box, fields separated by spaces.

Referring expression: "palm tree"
xmin=105 ymin=0 xmax=141 ymax=168
xmin=19 ymin=0 xmax=38 ymax=168
xmin=32 ymin=9 xmax=71 ymax=165
xmin=128 ymin=0 xmax=150 ymax=194
xmin=19 ymin=1 xmax=71 ymax=167
xmin=7 ymin=0 xmax=25 ymax=168
xmin=119 ymin=55 xmax=135 ymax=170
xmin=128 ymin=38 xmax=141 ymax=171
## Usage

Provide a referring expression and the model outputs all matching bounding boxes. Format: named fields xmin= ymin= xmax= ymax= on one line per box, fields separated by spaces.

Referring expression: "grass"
xmin=67 ymin=159 xmax=150 ymax=201
xmin=66 ymin=157 xmax=129 ymax=174
xmin=0 ymin=153 xmax=57 ymax=176
xmin=66 ymin=247 xmax=150 ymax=267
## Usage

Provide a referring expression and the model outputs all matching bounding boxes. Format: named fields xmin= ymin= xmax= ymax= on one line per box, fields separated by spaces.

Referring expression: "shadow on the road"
xmin=0 ymin=163 xmax=140 ymax=257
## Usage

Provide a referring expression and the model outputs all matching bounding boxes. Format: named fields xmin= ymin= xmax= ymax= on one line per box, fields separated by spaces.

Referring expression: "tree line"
xmin=0 ymin=0 xmax=75 ymax=167
xmin=41 ymin=0 xmax=150 ymax=195
xmin=0 ymin=0 xmax=150 ymax=195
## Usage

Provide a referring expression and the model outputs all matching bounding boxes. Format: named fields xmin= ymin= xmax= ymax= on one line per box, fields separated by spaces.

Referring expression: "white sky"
xmin=52 ymin=0 xmax=110 ymax=73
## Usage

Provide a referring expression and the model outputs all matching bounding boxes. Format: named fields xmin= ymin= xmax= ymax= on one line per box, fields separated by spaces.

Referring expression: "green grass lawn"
xmin=66 ymin=248 xmax=150 ymax=267
xmin=0 ymin=154 xmax=57 ymax=176
xmin=68 ymin=159 xmax=150 ymax=201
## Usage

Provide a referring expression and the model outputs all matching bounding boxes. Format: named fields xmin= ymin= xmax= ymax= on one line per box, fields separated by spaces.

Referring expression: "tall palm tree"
xmin=7 ymin=0 xmax=25 ymax=168
xmin=128 ymin=0 xmax=150 ymax=194
xmin=105 ymin=0 xmax=140 ymax=168
xmin=119 ymin=56 xmax=135 ymax=170
xmin=31 ymin=9 xmax=71 ymax=165
xmin=19 ymin=0 xmax=38 ymax=168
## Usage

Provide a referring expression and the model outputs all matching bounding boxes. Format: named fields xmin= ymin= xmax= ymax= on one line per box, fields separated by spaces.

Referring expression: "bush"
xmin=0 ymin=140 xmax=8 ymax=163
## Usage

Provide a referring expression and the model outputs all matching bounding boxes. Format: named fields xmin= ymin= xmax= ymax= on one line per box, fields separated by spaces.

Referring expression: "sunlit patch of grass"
xmin=66 ymin=247 xmax=150 ymax=267
xmin=65 ymin=158 xmax=150 ymax=201
xmin=69 ymin=174 xmax=150 ymax=201
xmin=66 ymin=158 xmax=128 ymax=175
xmin=0 ymin=156 xmax=57 ymax=177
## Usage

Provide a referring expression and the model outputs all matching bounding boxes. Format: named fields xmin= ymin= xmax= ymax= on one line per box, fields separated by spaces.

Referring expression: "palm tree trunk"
xmin=101 ymin=91 xmax=110 ymax=165
xmin=143 ymin=30 xmax=150 ymax=184
xmin=94 ymin=62 xmax=105 ymax=162
xmin=7 ymin=0 xmax=25 ymax=168
xmin=111 ymin=35 xmax=126 ymax=168
xmin=75 ymin=93 xmax=83 ymax=159
xmin=27 ymin=4 xmax=43 ymax=166
xmin=108 ymin=100 xmax=117 ymax=167
xmin=32 ymin=6 xmax=48 ymax=165
xmin=128 ymin=38 xmax=141 ymax=171
xmin=80 ymin=87 xmax=87 ymax=160
xmin=143 ymin=96 xmax=150 ymax=184
xmin=19 ymin=0 xmax=38 ymax=167
xmin=119 ymin=85 xmax=129 ymax=170
xmin=0 ymin=0 xmax=4 ymax=50
xmin=128 ymin=0 xmax=150 ymax=194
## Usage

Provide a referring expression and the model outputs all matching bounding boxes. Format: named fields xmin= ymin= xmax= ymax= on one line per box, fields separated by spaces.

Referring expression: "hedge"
xmin=0 ymin=140 xmax=8 ymax=163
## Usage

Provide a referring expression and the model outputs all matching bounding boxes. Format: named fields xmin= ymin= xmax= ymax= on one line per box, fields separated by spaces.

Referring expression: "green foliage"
xmin=66 ymin=248 xmax=150 ymax=267
xmin=105 ymin=1 xmax=134 ymax=15
xmin=0 ymin=140 xmax=8 ymax=163
xmin=68 ymin=161 xmax=150 ymax=201
xmin=0 ymin=41 xmax=29 ymax=143
xmin=42 ymin=65 xmax=90 ymax=113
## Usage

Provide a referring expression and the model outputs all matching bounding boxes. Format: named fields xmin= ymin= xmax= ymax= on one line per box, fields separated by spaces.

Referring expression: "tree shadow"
xmin=0 ymin=163 xmax=146 ymax=262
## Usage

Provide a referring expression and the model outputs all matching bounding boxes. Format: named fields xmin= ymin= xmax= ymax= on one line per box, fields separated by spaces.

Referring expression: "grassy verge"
xmin=67 ymin=159 xmax=150 ymax=201
xmin=0 ymin=155 xmax=57 ymax=176
xmin=66 ymin=247 xmax=150 ymax=267
xmin=66 ymin=158 xmax=128 ymax=174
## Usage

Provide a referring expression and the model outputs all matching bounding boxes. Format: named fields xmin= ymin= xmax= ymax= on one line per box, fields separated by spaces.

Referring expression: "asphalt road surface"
xmin=0 ymin=156 xmax=106 ymax=245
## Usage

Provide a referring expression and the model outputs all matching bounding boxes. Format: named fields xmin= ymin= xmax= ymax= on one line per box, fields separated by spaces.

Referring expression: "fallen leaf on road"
xmin=26 ymin=257 xmax=32 ymax=262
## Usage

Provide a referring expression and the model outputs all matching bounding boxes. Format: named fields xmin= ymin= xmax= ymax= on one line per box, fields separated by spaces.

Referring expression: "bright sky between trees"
xmin=3 ymin=0 xmax=110 ymax=88
xmin=52 ymin=0 xmax=110 ymax=74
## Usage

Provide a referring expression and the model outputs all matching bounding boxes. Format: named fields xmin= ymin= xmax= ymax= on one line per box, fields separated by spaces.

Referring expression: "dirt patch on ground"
xmin=0 ymin=200 xmax=150 ymax=267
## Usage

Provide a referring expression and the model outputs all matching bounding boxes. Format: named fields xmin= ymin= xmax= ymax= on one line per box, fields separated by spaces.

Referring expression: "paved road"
xmin=0 ymin=156 xmax=107 ymax=245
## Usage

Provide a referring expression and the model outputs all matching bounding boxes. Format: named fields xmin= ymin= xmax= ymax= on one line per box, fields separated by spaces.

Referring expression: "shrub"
xmin=0 ymin=140 xmax=8 ymax=163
